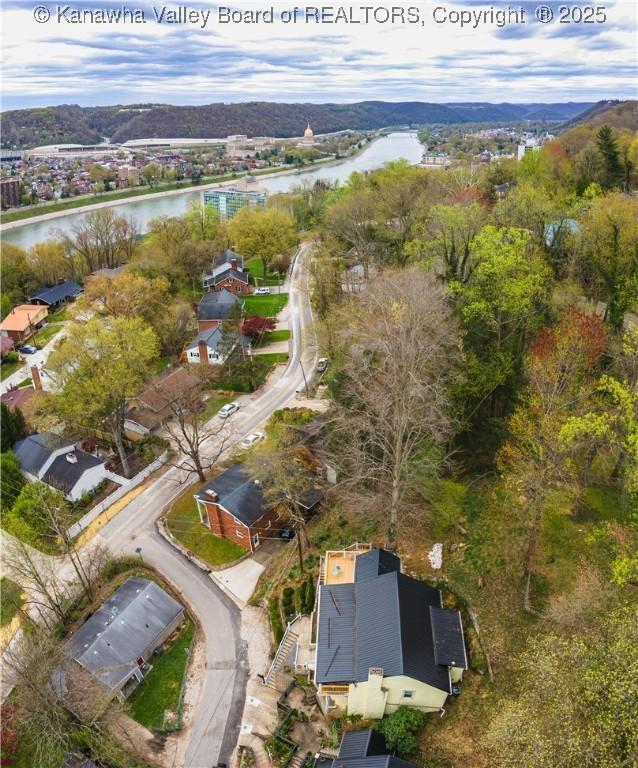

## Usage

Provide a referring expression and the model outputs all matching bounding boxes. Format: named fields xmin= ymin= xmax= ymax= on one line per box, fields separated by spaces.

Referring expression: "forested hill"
xmin=1 ymin=100 xmax=597 ymax=148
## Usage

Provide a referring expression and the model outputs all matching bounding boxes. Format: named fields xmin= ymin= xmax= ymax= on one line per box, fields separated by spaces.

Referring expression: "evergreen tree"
xmin=596 ymin=125 xmax=624 ymax=188
xmin=0 ymin=403 xmax=26 ymax=452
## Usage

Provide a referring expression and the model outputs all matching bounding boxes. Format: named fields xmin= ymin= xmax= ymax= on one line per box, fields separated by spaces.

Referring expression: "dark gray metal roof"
xmin=195 ymin=463 xmax=267 ymax=526
xmin=338 ymin=729 xmax=386 ymax=759
xmin=354 ymin=549 xmax=401 ymax=582
xmin=67 ymin=577 xmax=183 ymax=691
xmin=430 ymin=606 xmax=468 ymax=669
xmin=28 ymin=281 xmax=82 ymax=306
xmin=43 ymin=451 xmax=104 ymax=495
xmin=316 ymin=554 xmax=460 ymax=693
xmin=198 ymin=289 xmax=242 ymax=321
xmin=13 ymin=432 xmax=74 ymax=475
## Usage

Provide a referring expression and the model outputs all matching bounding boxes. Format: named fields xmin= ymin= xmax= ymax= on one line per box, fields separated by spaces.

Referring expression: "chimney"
xmin=31 ymin=365 xmax=42 ymax=390
xmin=230 ymin=257 xmax=238 ymax=271
xmin=198 ymin=339 xmax=209 ymax=364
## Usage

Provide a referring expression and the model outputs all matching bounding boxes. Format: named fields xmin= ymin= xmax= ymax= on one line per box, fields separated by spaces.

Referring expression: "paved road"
xmin=92 ymin=242 xmax=318 ymax=767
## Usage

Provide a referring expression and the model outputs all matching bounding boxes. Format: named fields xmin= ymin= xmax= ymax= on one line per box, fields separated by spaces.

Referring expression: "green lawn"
xmin=246 ymin=257 xmax=285 ymax=287
xmin=46 ymin=308 xmax=67 ymax=323
xmin=259 ymin=329 xmax=291 ymax=345
xmin=0 ymin=357 xmax=23 ymax=382
xmin=166 ymin=486 xmax=246 ymax=566
xmin=243 ymin=293 xmax=289 ymax=318
xmin=0 ymin=577 xmax=24 ymax=626
xmin=34 ymin=323 xmax=62 ymax=348
xmin=254 ymin=352 xmax=289 ymax=364
xmin=129 ymin=619 xmax=194 ymax=730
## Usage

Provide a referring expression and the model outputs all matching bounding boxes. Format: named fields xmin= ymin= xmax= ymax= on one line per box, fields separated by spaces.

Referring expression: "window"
xmin=402 ymin=690 xmax=415 ymax=699
xmin=237 ymin=286 xmax=242 ymax=293
xmin=265 ymin=520 xmax=272 ymax=529
xmin=235 ymin=529 xmax=244 ymax=538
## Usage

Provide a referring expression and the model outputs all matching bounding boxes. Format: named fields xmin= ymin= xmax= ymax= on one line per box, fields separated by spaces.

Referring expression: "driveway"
xmin=212 ymin=539 xmax=285 ymax=606
xmin=1 ymin=326 xmax=65 ymax=394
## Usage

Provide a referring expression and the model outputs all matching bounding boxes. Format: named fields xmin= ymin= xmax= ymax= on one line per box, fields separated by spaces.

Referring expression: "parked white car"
xmin=218 ymin=402 xmax=240 ymax=419
xmin=239 ymin=431 xmax=264 ymax=450
xmin=254 ymin=287 xmax=271 ymax=295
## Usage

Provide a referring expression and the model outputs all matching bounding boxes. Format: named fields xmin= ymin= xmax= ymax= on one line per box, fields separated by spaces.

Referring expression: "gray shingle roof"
xmin=195 ymin=463 xmax=267 ymax=526
xmin=28 ymin=281 xmax=82 ymax=306
xmin=43 ymin=450 xmax=104 ymax=495
xmin=67 ymin=578 xmax=183 ymax=691
xmin=327 ymin=729 xmax=420 ymax=768
xmin=187 ymin=325 xmax=224 ymax=353
xmin=13 ymin=432 xmax=74 ymax=475
xmin=430 ymin=606 xmax=468 ymax=669
xmin=316 ymin=552 xmax=465 ymax=693
xmin=198 ymin=288 xmax=243 ymax=321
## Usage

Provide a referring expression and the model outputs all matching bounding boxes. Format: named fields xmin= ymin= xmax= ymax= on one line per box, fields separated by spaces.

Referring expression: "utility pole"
xmin=299 ymin=359 xmax=309 ymax=398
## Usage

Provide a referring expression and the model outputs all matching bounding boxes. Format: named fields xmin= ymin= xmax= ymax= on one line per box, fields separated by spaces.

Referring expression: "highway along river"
xmin=3 ymin=132 xmax=423 ymax=249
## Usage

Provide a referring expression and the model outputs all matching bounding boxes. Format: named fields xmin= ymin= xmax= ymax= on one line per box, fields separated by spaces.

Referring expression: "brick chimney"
xmin=230 ymin=257 xmax=238 ymax=271
xmin=198 ymin=340 xmax=209 ymax=364
xmin=31 ymin=365 xmax=42 ymax=390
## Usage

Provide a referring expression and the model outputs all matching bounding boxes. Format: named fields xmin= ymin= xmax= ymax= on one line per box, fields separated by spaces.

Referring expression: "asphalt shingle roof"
xmin=67 ymin=578 xmax=183 ymax=691
xmin=430 ymin=606 xmax=469 ymax=669
xmin=13 ymin=431 xmax=74 ymax=475
xmin=187 ymin=325 xmax=224 ymax=353
xmin=198 ymin=288 xmax=243 ymax=321
xmin=29 ymin=280 xmax=82 ymax=306
xmin=195 ymin=463 xmax=267 ymax=526
xmin=43 ymin=450 xmax=104 ymax=495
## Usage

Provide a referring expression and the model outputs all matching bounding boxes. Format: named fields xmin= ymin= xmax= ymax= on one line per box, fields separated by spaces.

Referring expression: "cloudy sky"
xmin=2 ymin=0 xmax=636 ymax=109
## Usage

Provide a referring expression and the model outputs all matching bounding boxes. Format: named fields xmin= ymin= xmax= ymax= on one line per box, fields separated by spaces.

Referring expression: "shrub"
xmin=268 ymin=596 xmax=284 ymax=644
xmin=303 ymin=574 xmax=315 ymax=613
xmin=282 ymin=586 xmax=296 ymax=622
xmin=376 ymin=706 xmax=428 ymax=758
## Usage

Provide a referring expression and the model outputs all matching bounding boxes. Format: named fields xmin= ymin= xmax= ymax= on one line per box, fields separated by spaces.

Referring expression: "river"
xmin=2 ymin=132 xmax=422 ymax=249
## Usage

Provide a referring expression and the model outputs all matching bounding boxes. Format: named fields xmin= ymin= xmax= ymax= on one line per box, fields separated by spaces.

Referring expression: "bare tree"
xmin=57 ymin=209 xmax=139 ymax=275
xmin=161 ymin=386 xmax=232 ymax=483
xmin=248 ymin=446 xmax=319 ymax=573
xmin=329 ymin=268 xmax=461 ymax=548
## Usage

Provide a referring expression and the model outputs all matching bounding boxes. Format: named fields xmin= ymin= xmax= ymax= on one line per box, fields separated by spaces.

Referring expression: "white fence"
xmin=66 ymin=451 xmax=169 ymax=539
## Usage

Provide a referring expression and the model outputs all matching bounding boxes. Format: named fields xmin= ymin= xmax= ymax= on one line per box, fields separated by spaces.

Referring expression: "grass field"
xmin=243 ymin=293 xmax=289 ymax=318
xmin=166 ymin=486 xmax=246 ymax=566
xmin=258 ymin=329 xmax=290 ymax=345
xmin=129 ymin=619 xmax=195 ymax=730
xmin=200 ymin=391 xmax=235 ymax=422
xmin=246 ymin=257 xmax=285 ymax=288
xmin=34 ymin=323 xmax=62 ymax=349
xmin=0 ymin=577 xmax=24 ymax=626
xmin=0 ymin=357 xmax=23 ymax=382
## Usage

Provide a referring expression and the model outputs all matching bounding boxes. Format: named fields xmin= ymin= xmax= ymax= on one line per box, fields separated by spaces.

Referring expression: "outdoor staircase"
xmin=288 ymin=750 xmax=309 ymax=768
xmin=265 ymin=615 xmax=301 ymax=690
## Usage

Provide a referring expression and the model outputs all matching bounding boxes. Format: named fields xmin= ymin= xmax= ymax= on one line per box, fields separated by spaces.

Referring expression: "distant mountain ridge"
xmin=1 ymin=100 xmax=598 ymax=149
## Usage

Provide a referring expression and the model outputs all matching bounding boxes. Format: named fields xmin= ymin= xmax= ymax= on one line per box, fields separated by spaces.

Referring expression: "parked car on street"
xmin=254 ymin=287 xmax=271 ymax=295
xmin=239 ymin=431 xmax=264 ymax=450
xmin=17 ymin=345 xmax=37 ymax=354
xmin=218 ymin=402 xmax=240 ymax=419
xmin=316 ymin=357 xmax=330 ymax=373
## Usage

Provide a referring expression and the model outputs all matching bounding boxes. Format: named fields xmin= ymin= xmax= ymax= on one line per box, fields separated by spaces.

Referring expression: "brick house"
xmin=194 ymin=463 xmax=323 ymax=552
xmin=0 ymin=304 xmax=48 ymax=342
xmin=194 ymin=464 xmax=279 ymax=552
xmin=202 ymin=250 xmax=252 ymax=295
xmin=197 ymin=288 xmax=244 ymax=332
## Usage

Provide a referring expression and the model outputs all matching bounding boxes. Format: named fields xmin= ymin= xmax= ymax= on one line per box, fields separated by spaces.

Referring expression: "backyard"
xmin=129 ymin=618 xmax=195 ymax=730
xmin=166 ymin=484 xmax=246 ymax=566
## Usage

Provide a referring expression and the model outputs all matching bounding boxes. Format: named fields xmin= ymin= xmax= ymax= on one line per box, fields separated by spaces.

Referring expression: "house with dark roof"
xmin=13 ymin=432 xmax=114 ymax=501
xmin=314 ymin=729 xmax=420 ymax=768
xmin=185 ymin=325 xmax=230 ymax=366
xmin=56 ymin=577 xmax=184 ymax=702
xmin=202 ymin=250 xmax=252 ymax=295
xmin=197 ymin=288 xmax=244 ymax=332
xmin=195 ymin=463 xmax=322 ymax=552
xmin=28 ymin=280 xmax=83 ymax=310
xmin=310 ymin=546 xmax=467 ymax=718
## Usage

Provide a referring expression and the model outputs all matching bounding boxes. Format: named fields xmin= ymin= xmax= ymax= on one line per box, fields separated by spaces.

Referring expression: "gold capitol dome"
xmin=304 ymin=122 xmax=314 ymax=137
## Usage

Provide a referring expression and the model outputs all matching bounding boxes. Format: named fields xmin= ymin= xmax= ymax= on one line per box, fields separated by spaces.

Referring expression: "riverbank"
xmin=0 ymin=140 xmax=375 ymax=231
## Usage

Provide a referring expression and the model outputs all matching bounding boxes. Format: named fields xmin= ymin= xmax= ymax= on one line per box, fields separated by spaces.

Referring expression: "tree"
xmin=161 ymin=386 xmax=231 ymax=483
xmin=145 ymin=214 xmax=191 ymax=269
xmin=376 ymin=706 xmax=428 ymax=758
xmin=27 ymin=240 xmax=76 ymax=285
xmin=241 ymin=315 xmax=276 ymax=340
xmin=57 ymin=209 xmax=139 ymax=276
xmin=330 ymin=269 xmax=461 ymax=548
xmin=141 ymin=162 xmax=162 ymax=188
xmin=497 ymin=309 xmax=607 ymax=611
xmin=0 ymin=450 xmax=25 ymax=509
xmin=248 ymin=447 xmax=318 ymax=572
xmin=47 ymin=317 xmax=159 ymax=477
xmin=325 ymin=188 xmax=377 ymax=275
xmin=184 ymin=201 xmax=222 ymax=241
xmin=83 ymin=270 xmax=170 ymax=331
xmin=1 ymin=403 xmax=26 ymax=452
xmin=484 ymin=605 xmax=638 ymax=768
xmin=596 ymin=124 xmax=624 ymax=189
xmin=579 ymin=192 xmax=638 ymax=329
xmin=227 ymin=206 xmax=297 ymax=282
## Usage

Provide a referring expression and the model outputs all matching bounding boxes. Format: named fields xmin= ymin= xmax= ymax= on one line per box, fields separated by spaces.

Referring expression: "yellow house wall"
xmin=451 ymin=667 xmax=463 ymax=684
xmin=346 ymin=675 xmax=449 ymax=718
